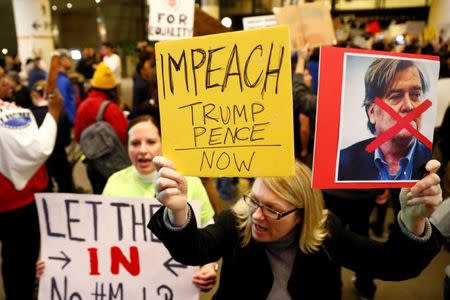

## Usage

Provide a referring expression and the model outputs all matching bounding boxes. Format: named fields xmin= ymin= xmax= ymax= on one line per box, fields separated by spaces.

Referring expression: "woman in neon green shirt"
xmin=103 ymin=113 xmax=217 ymax=292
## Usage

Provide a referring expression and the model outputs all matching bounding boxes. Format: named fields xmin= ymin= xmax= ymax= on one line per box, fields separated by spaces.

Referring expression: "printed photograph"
xmin=336 ymin=53 xmax=439 ymax=182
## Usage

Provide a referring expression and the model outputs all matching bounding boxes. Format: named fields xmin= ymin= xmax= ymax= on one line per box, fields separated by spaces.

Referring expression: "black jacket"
xmin=149 ymin=206 xmax=444 ymax=300
xmin=338 ymin=138 xmax=431 ymax=181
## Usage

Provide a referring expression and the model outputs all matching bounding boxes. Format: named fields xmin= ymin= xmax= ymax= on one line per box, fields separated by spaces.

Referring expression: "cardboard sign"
xmin=275 ymin=2 xmax=336 ymax=50
xmin=148 ymin=0 xmax=195 ymax=41
xmin=406 ymin=21 xmax=426 ymax=36
xmin=36 ymin=193 xmax=201 ymax=300
xmin=312 ymin=47 xmax=440 ymax=189
xmin=242 ymin=15 xmax=277 ymax=30
xmin=156 ymin=26 xmax=294 ymax=177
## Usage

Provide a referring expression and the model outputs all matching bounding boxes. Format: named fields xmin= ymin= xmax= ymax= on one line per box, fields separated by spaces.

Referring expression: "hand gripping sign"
xmin=312 ymin=46 xmax=440 ymax=189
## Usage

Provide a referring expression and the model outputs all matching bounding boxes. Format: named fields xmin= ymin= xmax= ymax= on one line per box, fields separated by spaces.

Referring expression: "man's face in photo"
xmin=368 ymin=65 xmax=423 ymax=145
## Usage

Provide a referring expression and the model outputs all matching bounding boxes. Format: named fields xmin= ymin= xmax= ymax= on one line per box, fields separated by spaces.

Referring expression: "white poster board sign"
xmin=242 ymin=15 xmax=277 ymax=30
xmin=148 ymin=0 xmax=195 ymax=41
xmin=36 ymin=193 xmax=200 ymax=300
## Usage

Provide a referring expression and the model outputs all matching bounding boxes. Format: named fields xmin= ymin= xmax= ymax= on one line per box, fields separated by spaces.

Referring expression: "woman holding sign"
xmin=102 ymin=110 xmax=218 ymax=292
xmin=148 ymin=156 xmax=445 ymax=299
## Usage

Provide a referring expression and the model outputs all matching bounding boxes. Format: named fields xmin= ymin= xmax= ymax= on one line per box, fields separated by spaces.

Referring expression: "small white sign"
xmin=242 ymin=15 xmax=277 ymax=30
xmin=36 ymin=193 xmax=200 ymax=300
xmin=148 ymin=0 xmax=195 ymax=41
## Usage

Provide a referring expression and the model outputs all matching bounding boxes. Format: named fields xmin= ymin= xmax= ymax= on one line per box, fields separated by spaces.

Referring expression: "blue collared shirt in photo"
xmin=374 ymin=140 xmax=417 ymax=180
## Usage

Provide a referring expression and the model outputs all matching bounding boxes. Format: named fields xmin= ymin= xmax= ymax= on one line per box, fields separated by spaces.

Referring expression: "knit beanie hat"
xmin=92 ymin=62 xmax=117 ymax=89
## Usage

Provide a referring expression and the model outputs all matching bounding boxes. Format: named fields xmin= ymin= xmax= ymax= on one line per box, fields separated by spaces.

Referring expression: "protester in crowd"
xmin=433 ymin=105 xmax=450 ymax=199
xmin=132 ymin=56 xmax=152 ymax=116
xmin=307 ymin=47 xmax=320 ymax=95
xmin=7 ymin=71 xmax=32 ymax=108
xmin=74 ymin=62 xmax=128 ymax=194
xmin=103 ymin=111 xmax=217 ymax=292
xmin=27 ymin=57 xmax=47 ymax=90
xmin=0 ymin=87 xmax=63 ymax=300
xmin=30 ymin=80 xmax=73 ymax=192
xmin=0 ymin=75 xmax=15 ymax=102
xmin=3 ymin=55 xmax=21 ymax=73
xmin=55 ymin=49 xmax=77 ymax=125
xmin=292 ymin=45 xmax=317 ymax=166
xmin=149 ymin=157 xmax=444 ymax=300
xmin=69 ymin=72 xmax=86 ymax=108
xmin=100 ymin=42 xmax=122 ymax=87
xmin=76 ymin=47 xmax=96 ymax=80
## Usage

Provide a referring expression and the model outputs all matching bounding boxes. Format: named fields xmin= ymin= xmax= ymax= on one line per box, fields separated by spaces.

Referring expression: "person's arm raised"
xmin=47 ymin=89 xmax=64 ymax=122
xmin=399 ymin=160 xmax=442 ymax=236
xmin=153 ymin=156 xmax=190 ymax=227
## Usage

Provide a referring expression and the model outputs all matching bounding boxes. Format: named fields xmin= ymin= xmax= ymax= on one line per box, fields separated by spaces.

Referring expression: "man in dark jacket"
xmin=132 ymin=58 xmax=152 ymax=116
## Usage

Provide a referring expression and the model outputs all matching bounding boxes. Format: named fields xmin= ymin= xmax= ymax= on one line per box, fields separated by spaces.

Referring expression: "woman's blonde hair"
xmin=232 ymin=161 xmax=328 ymax=254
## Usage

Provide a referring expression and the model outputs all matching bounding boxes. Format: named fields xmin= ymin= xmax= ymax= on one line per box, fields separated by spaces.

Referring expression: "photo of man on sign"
xmin=337 ymin=55 xmax=439 ymax=182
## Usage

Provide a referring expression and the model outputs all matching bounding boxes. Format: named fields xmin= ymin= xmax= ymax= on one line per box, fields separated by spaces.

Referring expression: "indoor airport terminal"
xmin=0 ymin=0 xmax=449 ymax=299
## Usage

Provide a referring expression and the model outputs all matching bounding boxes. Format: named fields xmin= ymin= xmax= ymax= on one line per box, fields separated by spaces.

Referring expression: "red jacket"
xmin=0 ymin=166 xmax=48 ymax=213
xmin=74 ymin=90 xmax=129 ymax=144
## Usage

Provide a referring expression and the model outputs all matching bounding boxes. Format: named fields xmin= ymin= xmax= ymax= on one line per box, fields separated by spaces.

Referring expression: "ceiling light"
xmin=221 ymin=17 xmax=232 ymax=28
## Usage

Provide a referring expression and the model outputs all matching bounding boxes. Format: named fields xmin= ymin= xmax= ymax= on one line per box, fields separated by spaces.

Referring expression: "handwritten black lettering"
xmin=131 ymin=203 xmax=147 ymax=242
xmin=262 ymin=43 xmax=284 ymax=96
xmin=191 ymin=49 xmax=206 ymax=96
xmin=222 ymin=44 xmax=243 ymax=92
xmin=160 ymin=43 xmax=286 ymax=96
xmin=43 ymin=198 xmax=65 ymax=238
xmin=50 ymin=276 xmax=81 ymax=300
xmin=91 ymin=282 xmax=107 ymax=300
xmin=193 ymin=126 xmax=206 ymax=147
xmin=203 ymin=103 xmax=218 ymax=124
xmin=109 ymin=282 xmax=123 ymax=299
xmin=157 ymin=285 xmax=173 ymax=300
xmin=85 ymin=200 xmax=102 ymax=241
xmin=168 ymin=51 xmax=189 ymax=95
xmin=65 ymin=199 xmax=85 ymax=242
xmin=199 ymin=150 xmax=257 ymax=172
xmin=250 ymin=122 xmax=269 ymax=141
xmin=244 ymin=45 xmax=263 ymax=88
xmin=234 ymin=151 xmax=255 ymax=171
xmin=110 ymin=202 xmax=131 ymax=241
xmin=205 ymin=47 xmax=225 ymax=90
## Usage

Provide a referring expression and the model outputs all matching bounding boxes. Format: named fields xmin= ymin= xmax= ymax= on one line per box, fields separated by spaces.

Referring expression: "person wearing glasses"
xmin=148 ymin=156 xmax=445 ymax=300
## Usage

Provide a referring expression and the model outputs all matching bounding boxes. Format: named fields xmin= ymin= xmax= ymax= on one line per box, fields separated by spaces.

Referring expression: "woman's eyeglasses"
xmin=243 ymin=194 xmax=301 ymax=220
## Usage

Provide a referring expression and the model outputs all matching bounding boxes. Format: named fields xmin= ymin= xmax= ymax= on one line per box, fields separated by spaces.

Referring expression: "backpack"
xmin=79 ymin=100 xmax=131 ymax=179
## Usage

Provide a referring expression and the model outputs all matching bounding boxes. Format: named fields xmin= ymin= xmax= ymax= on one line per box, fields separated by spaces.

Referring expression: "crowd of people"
xmin=0 ymin=20 xmax=449 ymax=300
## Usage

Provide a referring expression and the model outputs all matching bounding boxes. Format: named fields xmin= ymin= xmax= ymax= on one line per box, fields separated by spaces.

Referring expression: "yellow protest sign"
xmin=156 ymin=26 xmax=294 ymax=177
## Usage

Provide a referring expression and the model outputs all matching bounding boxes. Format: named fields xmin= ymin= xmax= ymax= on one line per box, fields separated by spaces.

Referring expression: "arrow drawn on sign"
xmin=48 ymin=251 xmax=71 ymax=270
xmin=163 ymin=257 xmax=187 ymax=277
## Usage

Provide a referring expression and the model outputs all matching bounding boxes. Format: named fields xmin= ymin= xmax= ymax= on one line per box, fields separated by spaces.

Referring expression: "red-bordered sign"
xmin=312 ymin=46 xmax=440 ymax=189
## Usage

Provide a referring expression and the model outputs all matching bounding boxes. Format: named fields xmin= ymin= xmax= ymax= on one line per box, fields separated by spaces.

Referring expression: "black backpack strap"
xmin=96 ymin=100 xmax=111 ymax=122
